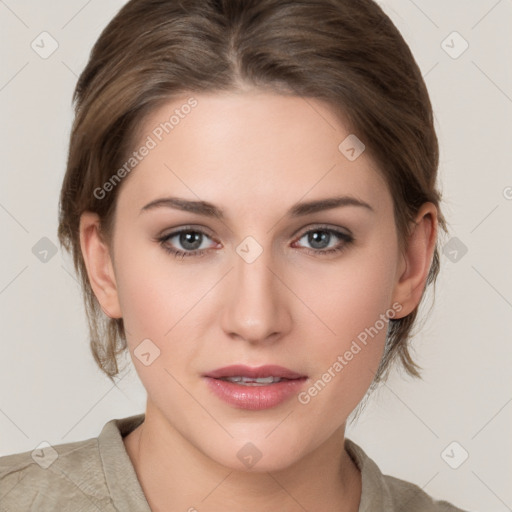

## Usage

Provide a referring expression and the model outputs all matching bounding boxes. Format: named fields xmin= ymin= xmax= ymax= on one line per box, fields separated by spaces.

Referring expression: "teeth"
xmin=220 ymin=376 xmax=283 ymax=385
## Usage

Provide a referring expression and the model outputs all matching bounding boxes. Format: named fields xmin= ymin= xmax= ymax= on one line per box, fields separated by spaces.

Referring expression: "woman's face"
xmin=95 ymin=91 xmax=410 ymax=471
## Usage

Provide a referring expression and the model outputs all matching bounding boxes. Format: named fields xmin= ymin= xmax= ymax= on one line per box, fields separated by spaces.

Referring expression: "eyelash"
xmin=157 ymin=225 xmax=354 ymax=260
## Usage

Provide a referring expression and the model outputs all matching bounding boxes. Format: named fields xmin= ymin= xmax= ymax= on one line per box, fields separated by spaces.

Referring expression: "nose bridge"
xmin=221 ymin=238 xmax=289 ymax=342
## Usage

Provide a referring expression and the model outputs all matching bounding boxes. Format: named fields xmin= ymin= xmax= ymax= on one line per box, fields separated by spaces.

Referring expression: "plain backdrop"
xmin=0 ymin=1 xmax=511 ymax=511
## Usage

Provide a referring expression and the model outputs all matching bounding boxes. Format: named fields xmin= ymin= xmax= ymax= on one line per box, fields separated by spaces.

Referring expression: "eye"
xmin=293 ymin=226 xmax=354 ymax=256
xmin=157 ymin=227 xmax=217 ymax=259
xmin=157 ymin=225 xmax=354 ymax=260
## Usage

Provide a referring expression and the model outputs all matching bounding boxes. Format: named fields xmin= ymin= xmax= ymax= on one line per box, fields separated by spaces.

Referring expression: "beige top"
xmin=0 ymin=413 xmax=468 ymax=511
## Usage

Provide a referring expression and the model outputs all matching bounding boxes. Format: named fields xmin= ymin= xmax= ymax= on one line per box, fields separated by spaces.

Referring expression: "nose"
xmin=220 ymin=243 xmax=292 ymax=345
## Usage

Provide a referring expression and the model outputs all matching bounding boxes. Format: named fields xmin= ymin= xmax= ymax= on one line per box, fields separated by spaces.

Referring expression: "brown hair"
xmin=58 ymin=0 xmax=448 ymax=388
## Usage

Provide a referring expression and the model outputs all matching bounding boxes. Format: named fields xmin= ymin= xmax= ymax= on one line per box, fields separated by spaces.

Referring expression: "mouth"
xmin=214 ymin=376 xmax=294 ymax=386
xmin=202 ymin=364 xmax=308 ymax=410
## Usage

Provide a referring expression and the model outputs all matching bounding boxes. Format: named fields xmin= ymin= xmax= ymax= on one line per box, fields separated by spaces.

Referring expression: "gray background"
xmin=1 ymin=1 xmax=511 ymax=510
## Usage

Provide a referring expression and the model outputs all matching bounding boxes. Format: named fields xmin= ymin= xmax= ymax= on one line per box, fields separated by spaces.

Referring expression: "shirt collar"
xmin=345 ymin=437 xmax=387 ymax=511
xmin=98 ymin=413 xmax=151 ymax=511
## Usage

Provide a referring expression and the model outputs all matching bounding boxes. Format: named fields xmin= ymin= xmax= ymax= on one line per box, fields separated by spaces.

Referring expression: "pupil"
xmin=309 ymin=231 xmax=329 ymax=249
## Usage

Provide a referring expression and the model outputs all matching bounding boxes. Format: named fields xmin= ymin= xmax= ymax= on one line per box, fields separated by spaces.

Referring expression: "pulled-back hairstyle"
xmin=58 ymin=0 xmax=448 ymax=390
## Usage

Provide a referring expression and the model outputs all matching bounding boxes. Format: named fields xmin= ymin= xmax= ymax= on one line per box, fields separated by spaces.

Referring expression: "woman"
xmin=0 ymin=0 xmax=468 ymax=510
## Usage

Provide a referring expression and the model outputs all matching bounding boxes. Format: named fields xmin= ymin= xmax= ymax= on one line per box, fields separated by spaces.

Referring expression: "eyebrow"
xmin=139 ymin=195 xmax=375 ymax=218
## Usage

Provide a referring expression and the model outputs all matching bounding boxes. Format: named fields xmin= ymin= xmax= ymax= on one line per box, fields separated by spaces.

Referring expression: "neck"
xmin=123 ymin=401 xmax=362 ymax=512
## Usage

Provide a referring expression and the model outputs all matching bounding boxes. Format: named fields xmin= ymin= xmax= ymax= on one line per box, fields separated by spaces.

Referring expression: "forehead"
xmin=116 ymin=91 xmax=390 ymax=218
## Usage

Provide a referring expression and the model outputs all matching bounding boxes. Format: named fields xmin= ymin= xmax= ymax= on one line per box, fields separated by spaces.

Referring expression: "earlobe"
xmin=79 ymin=211 xmax=122 ymax=319
xmin=391 ymin=203 xmax=438 ymax=319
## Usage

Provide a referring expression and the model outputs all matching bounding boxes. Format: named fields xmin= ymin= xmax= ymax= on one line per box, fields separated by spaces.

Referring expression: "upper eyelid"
xmin=161 ymin=224 xmax=349 ymax=236
xmin=293 ymin=224 xmax=352 ymax=238
xmin=159 ymin=225 xmax=215 ymax=239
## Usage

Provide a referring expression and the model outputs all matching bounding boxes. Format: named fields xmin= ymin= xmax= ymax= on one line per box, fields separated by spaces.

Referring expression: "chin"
xmin=204 ymin=437 xmax=307 ymax=474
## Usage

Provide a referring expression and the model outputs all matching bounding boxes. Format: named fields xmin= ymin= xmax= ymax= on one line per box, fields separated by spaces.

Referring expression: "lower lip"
xmin=203 ymin=377 xmax=308 ymax=410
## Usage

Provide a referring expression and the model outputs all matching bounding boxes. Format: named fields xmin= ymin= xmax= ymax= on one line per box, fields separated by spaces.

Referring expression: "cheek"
xmin=296 ymin=296 xmax=392 ymax=426
xmin=297 ymin=235 xmax=399 ymax=404
xmin=308 ymin=276 xmax=391 ymax=390
xmin=112 ymin=239 xmax=218 ymax=382
xmin=112 ymin=245 xmax=205 ymax=401
xmin=114 ymin=238 xmax=204 ymax=337
xmin=115 ymin=263 xmax=175 ymax=340
xmin=307 ymin=237 xmax=398 ymax=347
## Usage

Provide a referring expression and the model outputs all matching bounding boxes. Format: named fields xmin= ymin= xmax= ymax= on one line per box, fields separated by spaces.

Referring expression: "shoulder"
xmin=0 ymin=431 xmax=115 ymax=511
xmin=345 ymin=438 xmax=470 ymax=512
xmin=381 ymin=473 xmax=469 ymax=512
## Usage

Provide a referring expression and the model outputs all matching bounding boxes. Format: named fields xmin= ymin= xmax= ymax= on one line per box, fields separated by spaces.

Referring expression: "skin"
xmin=79 ymin=89 xmax=437 ymax=511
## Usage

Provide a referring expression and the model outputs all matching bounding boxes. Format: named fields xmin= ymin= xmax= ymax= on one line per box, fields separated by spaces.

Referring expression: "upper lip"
xmin=203 ymin=365 xmax=306 ymax=379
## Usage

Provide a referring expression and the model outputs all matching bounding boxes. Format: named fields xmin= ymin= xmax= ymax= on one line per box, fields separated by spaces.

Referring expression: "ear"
xmin=391 ymin=202 xmax=438 ymax=319
xmin=79 ymin=211 xmax=122 ymax=319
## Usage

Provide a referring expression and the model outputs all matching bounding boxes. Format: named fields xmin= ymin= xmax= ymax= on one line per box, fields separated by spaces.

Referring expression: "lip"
xmin=202 ymin=365 xmax=308 ymax=410
xmin=203 ymin=364 xmax=306 ymax=380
